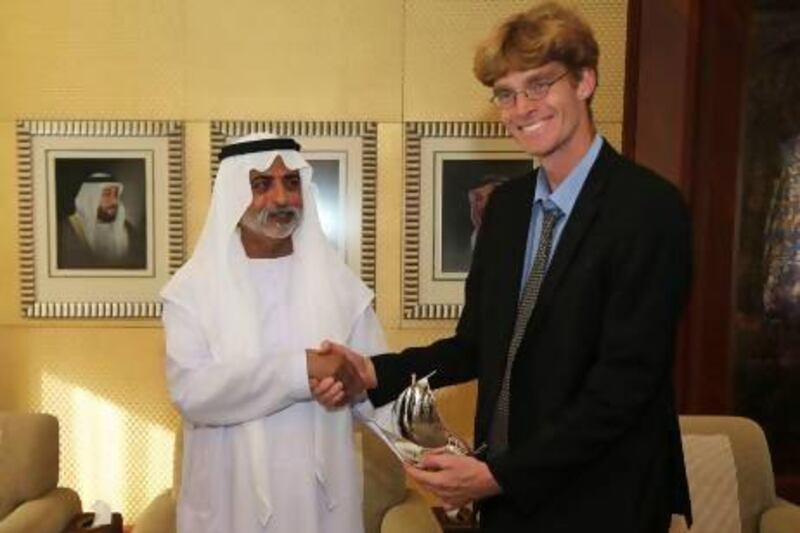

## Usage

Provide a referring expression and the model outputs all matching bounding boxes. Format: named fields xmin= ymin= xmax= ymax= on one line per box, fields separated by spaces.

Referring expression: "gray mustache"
xmin=255 ymin=206 xmax=301 ymax=224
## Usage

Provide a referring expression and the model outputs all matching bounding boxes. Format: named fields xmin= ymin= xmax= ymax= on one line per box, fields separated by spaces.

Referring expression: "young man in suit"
xmin=314 ymin=2 xmax=692 ymax=531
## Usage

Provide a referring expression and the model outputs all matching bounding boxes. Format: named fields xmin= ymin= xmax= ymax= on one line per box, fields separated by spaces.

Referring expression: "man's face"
xmin=494 ymin=62 xmax=595 ymax=160
xmin=96 ymin=185 xmax=119 ymax=222
xmin=240 ymin=156 xmax=304 ymax=241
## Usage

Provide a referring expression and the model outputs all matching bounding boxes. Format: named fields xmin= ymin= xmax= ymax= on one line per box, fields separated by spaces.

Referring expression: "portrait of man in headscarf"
xmin=439 ymin=158 xmax=532 ymax=274
xmin=55 ymin=159 xmax=147 ymax=270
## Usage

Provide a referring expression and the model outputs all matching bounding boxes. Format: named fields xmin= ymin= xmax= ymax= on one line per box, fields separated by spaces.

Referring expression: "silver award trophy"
xmin=360 ymin=371 xmax=481 ymax=465
xmin=386 ymin=372 xmax=482 ymax=525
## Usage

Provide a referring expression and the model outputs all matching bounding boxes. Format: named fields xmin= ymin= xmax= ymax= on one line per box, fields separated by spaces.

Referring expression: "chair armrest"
xmin=0 ymin=488 xmax=81 ymax=533
xmin=381 ymin=489 xmax=442 ymax=533
xmin=760 ymin=501 xmax=800 ymax=533
xmin=132 ymin=489 xmax=176 ymax=533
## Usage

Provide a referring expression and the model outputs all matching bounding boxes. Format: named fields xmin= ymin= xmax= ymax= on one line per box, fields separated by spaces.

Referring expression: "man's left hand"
xmin=404 ymin=453 xmax=501 ymax=508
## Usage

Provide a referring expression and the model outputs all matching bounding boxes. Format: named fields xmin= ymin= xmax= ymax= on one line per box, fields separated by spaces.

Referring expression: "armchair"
xmin=676 ymin=416 xmax=800 ymax=533
xmin=0 ymin=412 xmax=82 ymax=533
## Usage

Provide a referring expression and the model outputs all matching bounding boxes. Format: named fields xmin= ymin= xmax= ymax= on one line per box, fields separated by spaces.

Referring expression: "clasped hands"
xmin=306 ymin=341 xmax=376 ymax=408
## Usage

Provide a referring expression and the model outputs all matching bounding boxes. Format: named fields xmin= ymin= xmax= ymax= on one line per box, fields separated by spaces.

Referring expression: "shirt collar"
xmin=534 ymin=134 xmax=603 ymax=216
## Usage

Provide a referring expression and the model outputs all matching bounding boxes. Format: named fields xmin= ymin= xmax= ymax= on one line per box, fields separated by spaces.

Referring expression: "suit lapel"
xmin=499 ymin=175 xmax=536 ymax=311
xmin=526 ymin=142 xmax=618 ymax=335
xmin=486 ymin=174 xmax=535 ymax=380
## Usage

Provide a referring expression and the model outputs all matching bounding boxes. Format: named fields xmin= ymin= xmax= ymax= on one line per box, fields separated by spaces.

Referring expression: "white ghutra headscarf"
xmin=74 ymin=180 xmax=129 ymax=260
xmin=161 ymin=132 xmax=373 ymax=526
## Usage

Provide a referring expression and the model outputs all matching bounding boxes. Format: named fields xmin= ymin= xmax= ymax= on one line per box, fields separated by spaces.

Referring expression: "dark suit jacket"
xmin=369 ymin=142 xmax=692 ymax=532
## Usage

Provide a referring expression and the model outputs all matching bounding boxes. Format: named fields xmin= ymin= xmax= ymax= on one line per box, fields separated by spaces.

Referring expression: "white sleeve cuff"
xmin=288 ymin=351 xmax=312 ymax=401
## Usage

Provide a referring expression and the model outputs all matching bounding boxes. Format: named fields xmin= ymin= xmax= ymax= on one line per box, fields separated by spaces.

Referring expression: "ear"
xmin=576 ymin=68 xmax=597 ymax=100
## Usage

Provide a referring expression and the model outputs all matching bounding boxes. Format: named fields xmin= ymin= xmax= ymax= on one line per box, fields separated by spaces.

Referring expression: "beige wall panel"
xmin=0 ymin=0 xmax=403 ymax=121
xmin=184 ymin=0 xmax=403 ymax=121
xmin=0 ymin=0 xmax=186 ymax=119
xmin=577 ymin=1 xmax=628 ymax=123
xmin=403 ymin=0 xmax=534 ymax=122
xmin=597 ymin=121 xmax=622 ymax=151
xmin=0 ymin=328 xmax=26 ymax=410
xmin=403 ymin=0 xmax=627 ymax=122
xmin=184 ymin=121 xmax=212 ymax=253
xmin=0 ymin=123 xmax=20 ymax=325
xmin=375 ymin=123 xmax=404 ymax=328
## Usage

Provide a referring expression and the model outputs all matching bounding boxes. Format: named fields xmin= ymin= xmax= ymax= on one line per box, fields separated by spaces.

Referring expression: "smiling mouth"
xmin=518 ymin=120 xmax=547 ymax=134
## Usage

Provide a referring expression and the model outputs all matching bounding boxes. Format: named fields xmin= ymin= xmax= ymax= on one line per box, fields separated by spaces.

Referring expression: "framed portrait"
xmin=210 ymin=121 xmax=377 ymax=293
xmin=404 ymin=122 xmax=534 ymax=320
xmin=17 ymin=120 xmax=184 ymax=318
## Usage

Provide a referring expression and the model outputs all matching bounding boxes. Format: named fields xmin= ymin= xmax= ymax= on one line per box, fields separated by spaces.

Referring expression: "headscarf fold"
xmin=73 ymin=181 xmax=129 ymax=259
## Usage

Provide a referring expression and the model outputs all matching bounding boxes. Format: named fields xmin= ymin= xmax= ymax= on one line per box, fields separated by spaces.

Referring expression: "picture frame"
xmin=17 ymin=120 xmax=184 ymax=319
xmin=403 ymin=122 xmax=534 ymax=320
xmin=210 ymin=121 xmax=377 ymax=293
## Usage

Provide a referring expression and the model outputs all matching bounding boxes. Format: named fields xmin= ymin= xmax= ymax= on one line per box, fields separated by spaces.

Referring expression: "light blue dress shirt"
xmin=520 ymin=135 xmax=604 ymax=288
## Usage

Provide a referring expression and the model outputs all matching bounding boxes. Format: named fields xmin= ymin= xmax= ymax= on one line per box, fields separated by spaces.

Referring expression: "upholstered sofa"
xmin=0 ymin=412 xmax=82 ymax=533
xmin=133 ymin=425 xmax=441 ymax=533
xmin=674 ymin=415 xmax=800 ymax=533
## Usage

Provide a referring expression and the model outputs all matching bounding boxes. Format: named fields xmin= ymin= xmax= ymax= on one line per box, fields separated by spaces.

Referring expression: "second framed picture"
xmin=404 ymin=122 xmax=534 ymax=320
xmin=210 ymin=121 xmax=377 ymax=293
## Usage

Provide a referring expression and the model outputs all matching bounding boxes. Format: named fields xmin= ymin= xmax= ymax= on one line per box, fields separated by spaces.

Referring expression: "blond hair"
xmin=474 ymin=2 xmax=599 ymax=87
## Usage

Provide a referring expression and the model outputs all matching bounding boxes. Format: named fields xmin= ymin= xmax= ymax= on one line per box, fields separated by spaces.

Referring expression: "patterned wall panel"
xmin=403 ymin=0 xmax=628 ymax=124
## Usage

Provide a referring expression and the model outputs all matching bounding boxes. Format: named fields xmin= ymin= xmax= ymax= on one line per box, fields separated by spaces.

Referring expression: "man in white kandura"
xmin=161 ymin=133 xmax=384 ymax=533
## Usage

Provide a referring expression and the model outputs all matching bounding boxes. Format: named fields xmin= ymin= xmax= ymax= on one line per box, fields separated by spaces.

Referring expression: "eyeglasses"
xmin=490 ymin=70 xmax=571 ymax=108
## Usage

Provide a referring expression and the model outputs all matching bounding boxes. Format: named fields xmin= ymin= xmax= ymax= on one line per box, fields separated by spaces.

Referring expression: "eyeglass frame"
xmin=489 ymin=70 xmax=572 ymax=109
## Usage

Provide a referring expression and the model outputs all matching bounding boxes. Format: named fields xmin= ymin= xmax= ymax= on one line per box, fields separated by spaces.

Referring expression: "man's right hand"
xmin=306 ymin=349 xmax=364 ymax=407
xmin=308 ymin=342 xmax=376 ymax=408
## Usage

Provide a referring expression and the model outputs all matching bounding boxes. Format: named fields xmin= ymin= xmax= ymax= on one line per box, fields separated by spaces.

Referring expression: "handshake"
xmin=306 ymin=341 xmax=377 ymax=408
